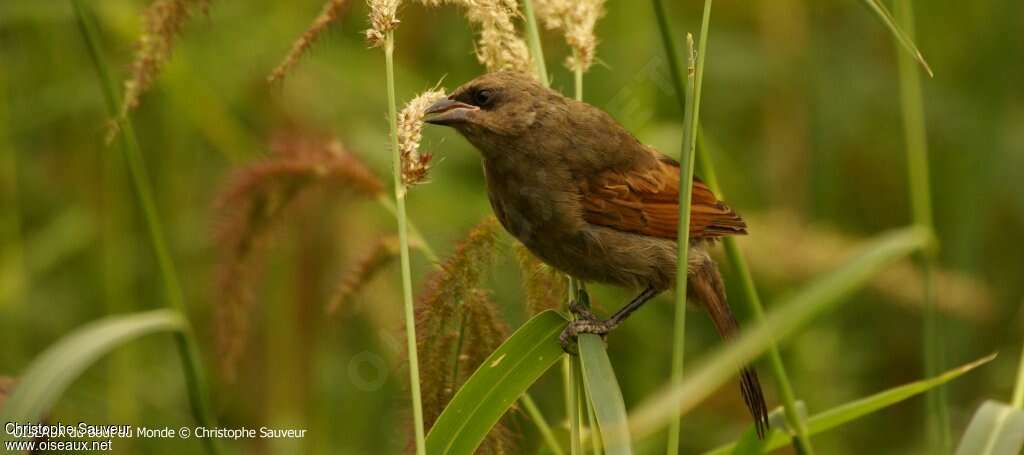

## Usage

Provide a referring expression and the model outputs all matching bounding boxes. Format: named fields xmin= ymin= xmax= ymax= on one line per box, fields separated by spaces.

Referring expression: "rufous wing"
xmin=580 ymin=156 xmax=746 ymax=240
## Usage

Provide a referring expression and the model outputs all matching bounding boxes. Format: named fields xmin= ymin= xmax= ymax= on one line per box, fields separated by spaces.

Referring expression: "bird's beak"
xmin=424 ymin=98 xmax=479 ymax=126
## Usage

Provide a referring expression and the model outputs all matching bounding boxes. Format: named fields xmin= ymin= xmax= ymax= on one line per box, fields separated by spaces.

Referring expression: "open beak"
xmin=424 ymin=98 xmax=479 ymax=126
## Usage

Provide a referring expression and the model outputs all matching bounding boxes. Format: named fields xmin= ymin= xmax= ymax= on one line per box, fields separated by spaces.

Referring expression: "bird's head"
xmin=424 ymin=71 xmax=556 ymax=149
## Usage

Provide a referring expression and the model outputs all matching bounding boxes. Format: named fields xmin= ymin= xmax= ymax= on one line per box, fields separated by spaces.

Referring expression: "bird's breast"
xmin=482 ymin=159 xmax=581 ymax=247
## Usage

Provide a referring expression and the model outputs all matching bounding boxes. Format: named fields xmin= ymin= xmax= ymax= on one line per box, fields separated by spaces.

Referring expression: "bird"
xmin=424 ymin=71 xmax=769 ymax=438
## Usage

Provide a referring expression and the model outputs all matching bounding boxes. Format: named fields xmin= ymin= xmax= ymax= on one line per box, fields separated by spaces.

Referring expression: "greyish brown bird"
xmin=424 ymin=71 xmax=769 ymax=437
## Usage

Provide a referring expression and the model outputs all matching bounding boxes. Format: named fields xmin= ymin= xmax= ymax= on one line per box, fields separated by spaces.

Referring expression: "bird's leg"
xmin=560 ymin=286 xmax=660 ymax=354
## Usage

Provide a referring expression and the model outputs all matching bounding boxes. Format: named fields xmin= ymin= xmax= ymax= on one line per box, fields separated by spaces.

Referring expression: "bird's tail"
xmin=689 ymin=252 xmax=770 ymax=439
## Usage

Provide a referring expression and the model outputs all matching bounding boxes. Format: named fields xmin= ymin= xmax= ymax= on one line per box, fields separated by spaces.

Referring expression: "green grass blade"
xmin=0 ymin=310 xmax=185 ymax=431
xmin=890 ymin=0 xmax=947 ymax=450
xmin=625 ymin=226 xmax=930 ymax=440
xmin=426 ymin=310 xmax=568 ymax=454
xmin=667 ymin=30 xmax=701 ymax=455
xmin=954 ymin=401 xmax=1024 ymax=455
xmin=860 ymin=0 xmax=933 ymax=77
xmin=579 ymin=335 xmax=632 ymax=455
xmin=521 ymin=393 xmax=567 ymax=455
xmin=652 ymin=2 xmax=814 ymax=450
xmin=706 ymin=354 xmax=995 ymax=454
xmin=71 ymin=4 xmax=219 ymax=453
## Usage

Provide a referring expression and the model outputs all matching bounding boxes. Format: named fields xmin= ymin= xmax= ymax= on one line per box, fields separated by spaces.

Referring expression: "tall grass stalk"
xmin=892 ymin=1 xmax=947 ymax=451
xmin=568 ymin=285 xmax=584 ymax=455
xmin=665 ymin=30 xmax=702 ymax=454
xmin=651 ymin=1 xmax=815 ymax=452
xmin=71 ymin=2 xmax=218 ymax=453
xmin=522 ymin=0 xmax=548 ymax=84
xmin=382 ymin=33 xmax=427 ymax=455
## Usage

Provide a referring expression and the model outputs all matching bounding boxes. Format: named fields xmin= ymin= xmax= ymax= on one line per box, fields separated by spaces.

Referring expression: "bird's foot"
xmin=568 ymin=299 xmax=597 ymax=320
xmin=559 ymin=316 xmax=614 ymax=355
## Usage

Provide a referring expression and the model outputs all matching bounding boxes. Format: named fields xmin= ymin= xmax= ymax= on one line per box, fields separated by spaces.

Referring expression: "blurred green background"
xmin=1 ymin=0 xmax=1022 ymax=453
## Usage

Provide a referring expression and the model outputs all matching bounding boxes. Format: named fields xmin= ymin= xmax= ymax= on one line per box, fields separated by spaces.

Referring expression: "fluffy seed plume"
xmin=213 ymin=135 xmax=384 ymax=380
xmin=121 ymin=0 xmax=210 ymax=121
xmin=366 ymin=0 xmax=401 ymax=47
xmin=268 ymin=0 xmax=351 ymax=84
xmin=327 ymin=235 xmax=400 ymax=314
xmin=398 ymin=88 xmax=446 ymax=187
xmin=418 ymin=0 xmax=532 ymax=73
xmin=514 ymin=243 xmax=567 ymax=314
xmin=534 ymin=0 xmax=605 ymax=72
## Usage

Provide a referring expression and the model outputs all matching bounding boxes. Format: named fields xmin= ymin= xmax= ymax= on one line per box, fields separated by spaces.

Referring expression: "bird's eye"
xmin=473 ymin=89 xmax=493 ymax=107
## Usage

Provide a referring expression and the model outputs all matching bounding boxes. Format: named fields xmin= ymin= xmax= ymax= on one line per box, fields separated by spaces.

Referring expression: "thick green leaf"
xmin=627 ymin=226 xmax=930 ymax=440
xmin=579 ymin=334 xmax=632 ymax=455
xmin=955 ymin=401 xmax=1024 ymax=455
xmin=0 ymin=310 xmax=186 ymax=433
xmin=706 ymin=354 xmax=995 ymax=454
xmin=426 ymin=310 xmax=568 ymax=454
xmin=860 ymin=0 xmax=934 ymax=76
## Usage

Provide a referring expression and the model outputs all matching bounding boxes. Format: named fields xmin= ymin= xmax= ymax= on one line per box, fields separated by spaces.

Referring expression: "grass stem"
xmin=665 ymin=31 xmax=700 ymax=455
xmin=568 ymin=280 xmax=583 ymax=455
xmin=383 ymin=33 xmax=427 ymax=455
xmin=522 ymin=394 xmax=566 ymax=455
xmin=652 ymin=1 xmax=816 ymax=452
xmin=521 ymin=0 xmax=548 ymax=85
xmin=892 ymin=1 xmax=947 ymax=451
xmin=71 ymin=2 xmax=218 ymax=453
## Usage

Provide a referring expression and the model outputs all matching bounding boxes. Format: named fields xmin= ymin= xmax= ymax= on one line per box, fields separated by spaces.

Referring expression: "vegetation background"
xmin=1 ymin=0 xmax=1021 ymax=453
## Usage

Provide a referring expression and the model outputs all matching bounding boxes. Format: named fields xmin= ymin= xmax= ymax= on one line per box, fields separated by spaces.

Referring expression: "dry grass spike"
xmin=119 ymin=0 xmax=211 ymax=129
xmin=327 ymin=235 xmax=401 ymax=314
xmin=268 ymin=0 xmax=351 ymax=84
xmin=213 ymin=135 xmax=385 ymax=380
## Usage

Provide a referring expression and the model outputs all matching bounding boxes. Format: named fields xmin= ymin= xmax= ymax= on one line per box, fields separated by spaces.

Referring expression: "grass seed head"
xmin=327 ymin=235 xmax=401 ymax=314
xmin=514 ymin=243 xmax=567 ymax=314
xmin=121 ymin=0 xmax=211 ymax=121
xmin=398 ymin=88 xmax=446 ymax=187
xmin=415 ymin=216 xmax=501 ymax=312
xmin=534 ymin=0 xmax=605 ymax=72
xmin=366 ymin=0 xmax=401 ymax=47
xmin=268 ymin=0 xmax=351 ymax=84
xmin=213 ymin=136 xmax=384 ymax=380
xmin=418 ymin=0 xmax=532 ymax=73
